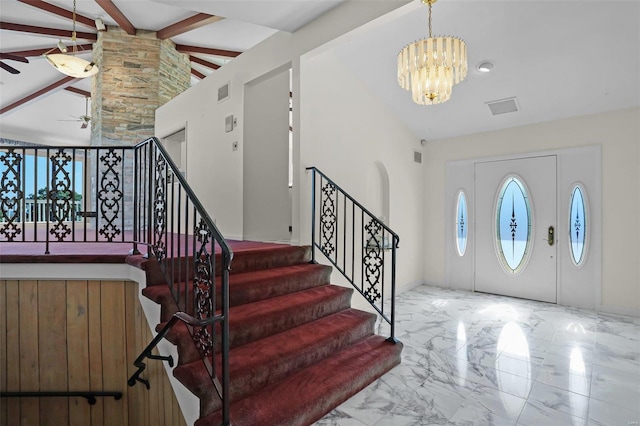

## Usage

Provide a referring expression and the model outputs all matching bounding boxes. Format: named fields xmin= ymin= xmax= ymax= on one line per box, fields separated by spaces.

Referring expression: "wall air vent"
xmin=414 ymin=151 xmax=422 ymax=164
xmin=218 ymin=82 xmax=229 ymax=102
xmin=486 ymin=97 xmax=519 ymax=115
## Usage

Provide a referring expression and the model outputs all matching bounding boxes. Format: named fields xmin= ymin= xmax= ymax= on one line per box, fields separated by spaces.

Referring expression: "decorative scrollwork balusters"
xmin=0 ymin=149 xmax=23 ymax=241
xmin=97 ymin=149 xmax=123 ymax=241
xmin=320 ymin=181 xmax=337 ymax=257
xmin=152 ymin=152 xmax=167 ymax=261
xmin=48 ymin=149 xmax=74 ymax=240
xmin=193 ymin=218 xmax=214 ymax=356
xmin=363 ymin=218 xmax=383 ymax=304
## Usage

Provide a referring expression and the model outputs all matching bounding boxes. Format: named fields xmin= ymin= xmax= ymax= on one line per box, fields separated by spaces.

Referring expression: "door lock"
xmin=547 ymin=226 xmax=555 ymax=246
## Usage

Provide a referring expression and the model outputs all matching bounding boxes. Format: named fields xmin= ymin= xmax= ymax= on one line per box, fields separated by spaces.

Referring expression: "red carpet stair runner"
xmin=136 ymin=244 xmax=402 ymax=426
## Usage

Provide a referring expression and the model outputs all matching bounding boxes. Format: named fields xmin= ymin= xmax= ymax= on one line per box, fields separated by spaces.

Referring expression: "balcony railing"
xmin=0 ymin=199 xmax=84 ymax=223
xmin=0 ymin=139 xmax=233 ymax=425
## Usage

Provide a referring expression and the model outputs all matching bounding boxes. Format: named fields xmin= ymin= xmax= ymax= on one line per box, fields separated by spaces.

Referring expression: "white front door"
xmin=474 ymin=156 xmax=557 ymax=303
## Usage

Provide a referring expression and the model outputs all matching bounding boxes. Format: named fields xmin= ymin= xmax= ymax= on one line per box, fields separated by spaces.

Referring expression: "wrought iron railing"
xmin=0 ymin=139 xmax=233 ymax=425
xmin=0 ymin=145 xmax=135 ymax=252
xmin=307 ymin=167 xmax=399 ymax=342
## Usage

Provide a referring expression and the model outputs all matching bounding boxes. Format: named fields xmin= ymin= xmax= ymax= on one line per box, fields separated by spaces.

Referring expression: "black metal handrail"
xmin=1 ymin=139 xmax=234 ymax=425
xmin=132 ymin=137 xmax=233 ymax=426
xmin=307 ymin=167 xmax=399 ymax=342
xmin=0 ymin=391 xmax=122 ymax=405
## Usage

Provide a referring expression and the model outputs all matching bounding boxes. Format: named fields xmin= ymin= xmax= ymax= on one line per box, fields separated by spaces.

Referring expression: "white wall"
xmin=425 ymin=108 xmax=640 ymax=314
xmin=299 ymin=50 xmax=425 ymax=292
xmin=155 ymin=0 xmax=410 ymax=241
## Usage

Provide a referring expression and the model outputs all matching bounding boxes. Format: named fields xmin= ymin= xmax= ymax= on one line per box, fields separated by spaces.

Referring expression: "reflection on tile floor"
xmin=316 ymin=286 xmax=640 ymax=426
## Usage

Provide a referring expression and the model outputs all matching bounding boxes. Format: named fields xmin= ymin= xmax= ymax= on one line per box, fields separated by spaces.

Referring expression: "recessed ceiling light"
xmin=478 ymin=61 xmax=494 ymax=73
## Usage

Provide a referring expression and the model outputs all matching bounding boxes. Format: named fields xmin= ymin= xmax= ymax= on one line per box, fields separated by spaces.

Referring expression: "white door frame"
xmin=444 ymin=146 xmax=602 ymax=310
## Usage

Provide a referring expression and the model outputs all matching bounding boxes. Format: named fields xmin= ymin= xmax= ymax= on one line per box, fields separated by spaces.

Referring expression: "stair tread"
xmin=221 ymin=262 xmax=333 ymax=306
xmin=197 ymin=335 xmax=403 ymax=426
xmin=228 ymin=284 xmax=352 ymax=324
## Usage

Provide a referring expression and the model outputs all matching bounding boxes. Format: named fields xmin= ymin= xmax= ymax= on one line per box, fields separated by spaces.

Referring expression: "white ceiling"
xmin=335 ymin=0 xmax=640 ymax=141
xmin=1 ymin=0 xmax=639 ymax=146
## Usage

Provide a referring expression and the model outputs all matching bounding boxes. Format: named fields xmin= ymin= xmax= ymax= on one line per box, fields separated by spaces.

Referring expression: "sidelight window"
xmin=569 ymin=185 xmax=587 ymax=265
xmin=455 ymin=190 xmax=468 ymax=256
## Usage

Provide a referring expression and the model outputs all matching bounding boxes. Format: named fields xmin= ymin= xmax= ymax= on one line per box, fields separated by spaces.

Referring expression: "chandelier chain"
xmin=72 ymin=0 xmax=77 ymax=42
xmin=428 ymin=1 xmax=432 ymax=38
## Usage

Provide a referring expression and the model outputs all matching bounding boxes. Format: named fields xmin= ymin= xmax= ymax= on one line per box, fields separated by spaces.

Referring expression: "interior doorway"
xmin=243 ymin=66 xmax=292 ymax=242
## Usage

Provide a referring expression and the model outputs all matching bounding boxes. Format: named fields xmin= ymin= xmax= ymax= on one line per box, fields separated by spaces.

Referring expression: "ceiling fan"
xmin=0 ymin=53 xmax=29 ymax=74
xmin=59 ymin=96 xmax=91 ymax=129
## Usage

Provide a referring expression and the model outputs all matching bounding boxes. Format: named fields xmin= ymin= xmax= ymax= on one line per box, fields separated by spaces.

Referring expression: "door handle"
xmin=546 ymin=226 xmax=555 ymax=246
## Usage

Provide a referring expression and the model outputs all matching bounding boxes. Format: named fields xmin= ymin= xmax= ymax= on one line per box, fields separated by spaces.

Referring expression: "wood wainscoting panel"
xmin=38 ymin=280 xmax=69 ymax=426
xmin=19 ymin=280 xmax=40 ymax=426
xmin=0 ymin=279 xmax=187 ymax=426
xmin=66 ymin=280 xmax=91 ymax=426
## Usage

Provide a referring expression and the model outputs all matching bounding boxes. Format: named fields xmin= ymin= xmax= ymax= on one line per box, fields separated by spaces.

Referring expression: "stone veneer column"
xmin=88 ymin=27 xmax=190 ymax=234
xmin=91 ymin=27 xmax=191 ymax=146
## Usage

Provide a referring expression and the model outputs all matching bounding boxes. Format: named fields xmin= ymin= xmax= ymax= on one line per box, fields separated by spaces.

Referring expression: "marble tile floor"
xmin=316 ymin=285 xmax=640 ymax=426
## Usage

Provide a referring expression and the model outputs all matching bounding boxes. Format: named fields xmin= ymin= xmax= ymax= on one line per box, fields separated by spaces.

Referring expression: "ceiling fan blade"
xmin=0 ymin=53 xmax=29 ymax=63
xmin=0 ymin=61 xmax=20 ymax=74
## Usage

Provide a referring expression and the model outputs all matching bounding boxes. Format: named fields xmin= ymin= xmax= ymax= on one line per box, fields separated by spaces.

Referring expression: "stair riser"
xmin=160 ymin=245 xmax=312 ymax=283
xmin=166 ymin=264 xmax=333 ymax=314
xmin=220 ymin=286 xmax=353 ymax=350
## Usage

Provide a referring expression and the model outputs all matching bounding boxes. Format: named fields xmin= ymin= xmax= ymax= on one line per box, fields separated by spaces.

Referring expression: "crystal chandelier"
xmin=44 ymin=0 xmax=98 ymax=78
xmin=397 ymin=0 xmax=467 ymax=105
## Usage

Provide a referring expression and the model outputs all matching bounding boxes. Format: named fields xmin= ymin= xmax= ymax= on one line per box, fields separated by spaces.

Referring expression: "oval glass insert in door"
xmin=496 ymin=176 xmax=532 ymax=274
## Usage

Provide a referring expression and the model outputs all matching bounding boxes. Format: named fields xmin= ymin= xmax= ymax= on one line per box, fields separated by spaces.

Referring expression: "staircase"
xmin=136 ymin=243 xmax=403 ymax=426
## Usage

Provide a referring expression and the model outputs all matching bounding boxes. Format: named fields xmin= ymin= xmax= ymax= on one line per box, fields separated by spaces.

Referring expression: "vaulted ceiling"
xmin=0 ymin=0 xmax=343 ymax=144
xmin=1 ymin=0 xmax=639 ymax=146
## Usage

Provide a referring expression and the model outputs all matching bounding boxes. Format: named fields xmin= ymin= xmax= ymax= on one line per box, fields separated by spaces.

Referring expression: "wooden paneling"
xmin=0 ymin=280 xmax=8 ymax=425
xmin=0 ymin=279 xmax=187 ymax=426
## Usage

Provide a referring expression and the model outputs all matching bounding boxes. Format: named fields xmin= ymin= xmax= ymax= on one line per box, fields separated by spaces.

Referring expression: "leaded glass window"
xmin=496 ymin=176 xmax=531 ymax=274
xmin=569 ymin=185 xmax=587 ymax=265
xmin=456 ymin=190 xmax=467 ymax=256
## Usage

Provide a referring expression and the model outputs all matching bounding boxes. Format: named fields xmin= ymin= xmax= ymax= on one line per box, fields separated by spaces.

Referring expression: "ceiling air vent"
xmin=486 ymin=97 xmax=519 ymax=115
xmin=414 ymin=151 xmax=422 ymax=164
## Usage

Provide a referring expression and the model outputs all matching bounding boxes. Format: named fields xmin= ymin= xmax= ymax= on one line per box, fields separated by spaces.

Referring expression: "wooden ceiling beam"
xmin=0 ymin=22 xmax=97 ymax=41
xmin=95 ymin=0 xmax=136 ymax=35
xmin=64 ymin=86 xmax=91 ymax=98
xmin=17 ymin=0 xmax=96 ymax=29
xmin=157 ymin=13 xmax=223 ymax=40
xmin=176 ymin=44 xmax=241 ymax=58
xmin=189 ymin=55 xmax=220 ymax=70
xmin=191 ymin=68 xmax=206 ymax=80
xmin=1 ymin=44 xmax=94 ymax=58
xmin=1 ymin=76 xmax=78 ymax=115
xmin=0 ymin=62 xmax=21 ymax=74
xmin=0 ymin=53 xmax=29 ymax=63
